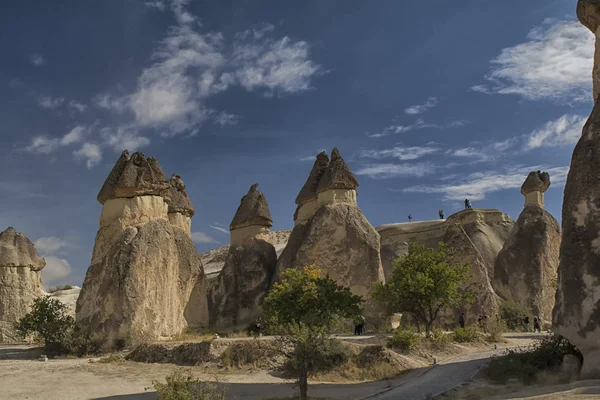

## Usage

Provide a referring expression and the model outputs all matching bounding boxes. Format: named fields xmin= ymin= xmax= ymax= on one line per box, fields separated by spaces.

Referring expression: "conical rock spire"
xmin=317 ymin=148 xmax=359 ymax=193
xmin=295 ymin=151 xmax=329 ymax=205
xmin=168 ymin=174 xmax=194 ymax=217
xmin=230 ymin=184 xmax=272 ymax=230
xmin=0 ymin=227 xmax=45 ymax=271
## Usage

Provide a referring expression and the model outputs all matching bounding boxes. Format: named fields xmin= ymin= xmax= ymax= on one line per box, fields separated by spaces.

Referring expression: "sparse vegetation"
xmin=452 ymin=327 xmax=479 ymax=343
xmin=486 ymin=333 xmax=582 ymax=384
xmin=386 ymin=327 xmax=421 ymax=351
xmin=96 ymin=354 xmax=126 ymax=363
xmin=152 ymin=370 xmax=226 ymax=400
xmin=500 ymin=301 xmax=531 ymax=331
xmin=46 ymin=284 xmax=75 ymax=293
xmin=485 ymin=316 xmax=507 ymax=343
xmin=429 ymin=328 xmax=452 ymax=349
xmin=373 ymin=243 xmax=474 ymax=336
xmin=220 ymin=340 xmax=267 ymax=368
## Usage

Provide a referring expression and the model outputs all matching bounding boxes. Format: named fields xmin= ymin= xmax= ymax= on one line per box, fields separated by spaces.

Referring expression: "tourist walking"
xmin=459 ymin=312 xmax=465 ymax=328
xmin=533 ymin=316 xmax=541 ymax=333
xmin=360 ymin=315 xmax=365 ymax=335
xmin=408 ymin=214 xmax=412 ymax=222
xmin=354 ymin=315 xmax=365 ymax=336
xmin=438 ymin=209 xmax=444 ymax=219
xmin=523 ymin=315 xmax=530 ymax=332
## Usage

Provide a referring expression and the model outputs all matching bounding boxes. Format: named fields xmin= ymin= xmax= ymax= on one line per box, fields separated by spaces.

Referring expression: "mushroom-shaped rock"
xmin=230 ymin=184 xmax=272 ymax=230
xmin=317 ymin=148 xmax=359 ymax=193
xmin=294 ymin=152 xmax=330 ymax=224
xmin=521 ymin=171 xmax=551 ymax=208
xmin=577 ymin=0 xmax=600 ymax=33
xmin=0 ymin=227 xmax=46 ymax=271
xmin=168 ymin=174 xmax=194 ymax=217
xmin=97 ymin=150 xmax=171 ymax=205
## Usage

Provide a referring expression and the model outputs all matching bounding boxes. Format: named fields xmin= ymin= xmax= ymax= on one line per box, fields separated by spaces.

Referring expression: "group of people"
xmin=354 ymin=315 xmax=366 ymax=335
xmin=459 ymin=313 xmax=488 ymax=332
xmin=523 ymin=315 xmax=543 ymax=332
xmin=464 ymin=199 xmax=472 ymax=209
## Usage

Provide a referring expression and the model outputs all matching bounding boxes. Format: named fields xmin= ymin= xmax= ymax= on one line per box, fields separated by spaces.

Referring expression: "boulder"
xmin=0 ymin=227 xmax=46 ymax=342
xmin=553 ymin=2 xmax=600 ymax=378
xmin=76 ymin=152 xmax=205 ymax=346
xmin=494 ymin=204 xmax=560 ymax=322
xmin=521 ymin=171 xmax=551 ymax=208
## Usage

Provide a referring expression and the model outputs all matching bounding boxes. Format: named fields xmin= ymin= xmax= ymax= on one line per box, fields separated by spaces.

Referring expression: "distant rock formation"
xmin=47 ymin=285 xmax=81 ymax=319
xmin=209 ymin=184 xmax=277 ymax=332
xmin=276 ymin=148 xmax=385 ymax=318
xmin=0 ymin=227 xmax=46 ymax=342
xmin=76 ymin=150 xmax=206 ymax=346
xmin=554 ymin=1 xmax=600 ymax=378
xmin=494 ymin=172 xmax=560 ymax=322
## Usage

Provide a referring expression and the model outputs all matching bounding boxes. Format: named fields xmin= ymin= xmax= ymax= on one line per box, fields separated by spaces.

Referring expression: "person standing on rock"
xmin=459 ymin=313 xmax=465 ymax=328
xmin=438 ymin=209 xmax=444 ymax=219
xmin=408 ymin=215 xmax=413 ymax=222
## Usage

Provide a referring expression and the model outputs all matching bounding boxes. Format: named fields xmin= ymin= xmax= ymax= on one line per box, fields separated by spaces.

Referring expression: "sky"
xmin=0 ymin=0 xmax=592 ymax=287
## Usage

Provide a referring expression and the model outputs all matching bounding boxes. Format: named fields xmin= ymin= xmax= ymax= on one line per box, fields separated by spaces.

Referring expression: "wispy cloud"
xmin=68 ymin=100 xmax=87 ymax=113
xmin=30 ymin=53 xmax=45 ymax=66
xmin=472 ymin=19 xmax=593 ymax=103
xmin=359 ymin=146 xmax=440 ymax=161
xmin=191 ymin=231 xmax=220 ymax=244
xmin=41 ymin=256 xmax=72 ymax=285
xmin=38 ymin=96 xmax=65 ymax=109
xmin=369 ymin=119 xmax=469 ymax=138
xmin=74 ymin=143 xmax=102 ymax=168
xmin=213 ymin=111 xmax=239 ymax=126
xmin=525 ymin=114 xmax=586 ymax=149
xmin=35 ymin=237 xmax=70 ymax=253
xmin=401 ymin=165 xmax=569 ymax=201
xmin=355 ymin=162 xmax=436 ymax=179
xmin=26 ymin=125 xmax=88 ymax=154
xmin=405 ymin=97 xmax=438 ymax=115
xmin=209 ymin=225 xmax=229 ymax=234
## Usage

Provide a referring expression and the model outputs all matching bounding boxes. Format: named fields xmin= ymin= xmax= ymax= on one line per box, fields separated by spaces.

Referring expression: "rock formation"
xmin=167 ymin=174 xmax=194 ymax=236
xmin=276 ymin=148 xmax=385 ymax=317
xmin=294 ymin=151 xmax=329 ymax=225
xmin=76 ymin=150 xmax=206 ymax=346
xmin=0 ymin=227 xmax=46 ymax=342
xmin=494 ymin=172 xmax=560 ymax=322
xmin=47 ymin=285 xmax=81 ymax=319
xmin=553 ymin=1 xmax=600 ymax=378
xmin=209 ymin=184 xmax=277 ymax=332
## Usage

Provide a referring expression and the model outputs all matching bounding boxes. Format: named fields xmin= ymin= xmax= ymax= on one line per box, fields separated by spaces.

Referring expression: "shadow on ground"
xmin=0 ymin=345 xmax=42 ymax=360
xmin=502 ymin=333 xmax=546 ymax=341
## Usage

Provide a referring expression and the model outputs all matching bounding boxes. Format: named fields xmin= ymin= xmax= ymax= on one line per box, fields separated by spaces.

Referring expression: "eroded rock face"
xmin=494 ymin=206 xmax=560 ymax=322
xmin=167 ymin=174 xmax=194 ymax=236
xmin=578 ymin=0 xmax=600 ymax=102
xmin=0 ymin=227 xmax=46 ymax=343
xmin=76 ymin=152 xmax=205 ymax=346
xmin=553 ymin=2 xmax=600 ymax=378
xmin=209 ymin=239 xmax=277 ymax=332
xmin=521 ymin=171 xmax=551 ymax=208
xmin=230 ymin=184 xmax=273 ymax=245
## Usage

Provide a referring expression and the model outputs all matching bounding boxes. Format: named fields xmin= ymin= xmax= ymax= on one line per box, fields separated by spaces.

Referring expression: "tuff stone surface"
xmin=97 ymin=150 xmax=171 ymax=205
xmin=578 ymin=0 xmax=600 ymax=34
xmin=521 ymin=171 xmax=551 ymax=195
xmin=230 ymin=184 xmax=272 ymax=230
xmin=168 ymin=174 xmax=194 ymax=217
xmin=295 ymin=152 xmax=330 ymax=206
xmin=494 ymin=205 xmax=560 ymax=322
xmin=317 ymin=148 xmax=359 ymax=193
xmin=209 ymin=239 xmax=277 ymax=332
xmin=0 ymin=227 xmax=46 ymax=342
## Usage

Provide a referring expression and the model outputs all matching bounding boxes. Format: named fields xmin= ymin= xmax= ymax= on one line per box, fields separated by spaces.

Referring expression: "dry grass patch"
xmin=95 ymin=354 xmax=126 ymax=363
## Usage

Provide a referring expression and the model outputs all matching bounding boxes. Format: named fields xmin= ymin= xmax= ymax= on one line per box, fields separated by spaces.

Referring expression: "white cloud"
xmin=209 ymin=225 xmax=229 ymax=234
xmin=41 ymin=256 xmax=72 ymax=285
xmin=30 ymin=53 xmax=45 ymax=66
xmin=26 ymin=125 xmax=88 ymax=154
xmin=299 ymin=155 xmax=316 ymax=161
xmin=405 ymin=97 xmax=438 ymax=115
xmin=68 ymin=100 xmax=87 ymax=112
xmin=38 ymin=96 xmax=64 ymax=109
xmin=74 ymin=143 xmax=102 ymax=168
xmin=213 ymin=111 xmax=239 ymax=126
xmin=359 ymin=146 xmax=440 ymax=161
xmin=145 ymin=0 xmax=166 ymax=11
xmin=525 ymin=114 xmax=586 ymax=149
xmin=402 ymin=166 xmax=570 ymax=201
xmin=191 ymin=231 xmax=220 ymax=244
xmin=61 ymin=126 xmax=86 ymax=146
xmin=355 ymin=162 xmax=436 ymax=179
xmin=101 ymin=126 xmax=150 ymax=152
xmin=34 ymin=237 xmax=70 ymax=253
xmin=473 ymin=20 xmax=593 ymax=103
xmin=369 ymin=119 xmax=469 ymax=138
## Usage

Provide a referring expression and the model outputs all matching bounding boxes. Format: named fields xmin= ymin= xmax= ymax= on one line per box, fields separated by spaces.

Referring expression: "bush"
xmin=221 ymin=341 xmax=263 ymax=368
xmin=486 ymin=333 xmax=583 ymax=384
xmin=453 ymin=327 xmax=479 ymax=343
xmin=500 ymin=301 xmax=530 ymax=331
xmin=429 ymin=328 xmax=452 ymax=349
xmin=386 ymin=327 xmax=421 ymax=351
xmin=281 ymin=337 xmax=351 ymax=378
xmin=153 ymin=370 xmax=226 ymax=400
xmin=486 ymin=316 xmax=507 ymax=343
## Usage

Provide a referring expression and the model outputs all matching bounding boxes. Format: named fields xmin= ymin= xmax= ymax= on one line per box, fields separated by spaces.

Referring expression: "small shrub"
xmin=486 ymin=333 xmax=582 ymax=384
xmin=486 ymin=316 xmax=507 ymax=343
xmin=453 ymin=327 xmax=479 ymax=343
xmin=96 ymin=354 xmax=125 ymax=363
xmin=386 ymin=327 xmax=421 ymax=351
xmin=429 ymin=328 xmax=452 ymax=349
xmin=221 ymin=341 xmax=264 ymax=368
xmin=500 ymin=301 xmax=530 ymax=331
xmin=152 ymin=370 xmax=226 ymax=400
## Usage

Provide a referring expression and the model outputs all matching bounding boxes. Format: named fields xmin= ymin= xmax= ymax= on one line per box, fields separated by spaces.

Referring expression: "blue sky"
xmin=0 ymin=0 xmax=591 ymax=286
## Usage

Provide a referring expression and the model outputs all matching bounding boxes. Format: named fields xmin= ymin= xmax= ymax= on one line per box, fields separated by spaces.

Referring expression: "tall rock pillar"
xmin=554 ymin=0 xmax=600 ymax=378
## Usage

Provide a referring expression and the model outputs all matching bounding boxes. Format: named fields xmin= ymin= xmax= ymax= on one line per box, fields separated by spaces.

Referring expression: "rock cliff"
xmin=76 ymin=151 xmax=206 ymax=346
xmin=0 ymin=227 xmax=46 ymax=342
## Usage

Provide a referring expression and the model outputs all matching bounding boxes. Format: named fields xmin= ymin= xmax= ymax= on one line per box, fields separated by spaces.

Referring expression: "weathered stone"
xmin=560 ymin=353 xmax=582 ymax=377
xmin=294 ymin=152 xmax=330 ymax=224
xmin=47 ymin=286 xmax=81 ymax=319
xmin=168 ymin=174 xmax=194 ymax=217
xmin=0 ymin=227 xmax=46 ymax=342
xmin=230 ymin=184 xmax=273 ymax=245
xmin=578 ymin=1 xmax=600 ymax=102
xmin=209 ymin=239 xmax=277 ymax=332
xmin=521 ymin=171 xmax=551 ymax=208
xmin=97 ymin=150 xmax=171 ymax=205
xmin=494 ymin=206 xmax=560 ymax=322
xmin=317 ymin=148 xmax=359 ymax=193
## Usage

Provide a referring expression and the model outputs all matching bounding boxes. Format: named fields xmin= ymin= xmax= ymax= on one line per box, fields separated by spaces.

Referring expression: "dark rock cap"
xmin=97 ymin=150 xmax=172 ymax=205
xmin=0 ymin=227 xmax=46 ymax=271
xmin=168 ymin=174 xmax=194 ymax=217
xmin=577 ymin=0 xmax=600 ymax=33
xmin=230 ymin=183 xmax=273 ymax=230
xmin=295 ymin=151 xmax=330 ymax=205
xmin=317 ymin=148 xmax=359 ymax=193
xmin=521 ymin=171 xmax=551 ymax=195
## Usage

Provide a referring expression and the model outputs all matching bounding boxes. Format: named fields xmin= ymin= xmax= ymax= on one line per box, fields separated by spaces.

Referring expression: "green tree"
xmin=14 ymin=296 xmax=75 ymax=354
xmin=373 ymin=243 xmax=474 ymax=336
xmin=263 ymin=265 xmax=362 ymax=400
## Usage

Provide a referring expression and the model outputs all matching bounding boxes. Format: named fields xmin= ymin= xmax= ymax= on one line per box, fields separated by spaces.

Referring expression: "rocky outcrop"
xmin=276 ymin=148 xmax=385 ymax=317
xmin=209 ymin=185 xmax=278 ymax=332
xmin=553 ymin=1 xmax=600 ymax=378
xmin=0 ymin=227 xmax=46 ymax=342
xmin=494 ymin=172 xmax=560 ymax=322
xmin=521 ymin=171 xmax=551 ymax=208
xmin=47 ymin=286 xmax=81 ymax=319
xmin=167 ymin=174 xmax=194 ymax=236
xmin=294 ymin=152 xmax=329 ymax=225
xmin=76 ymin=151 xmax=206 ymax=346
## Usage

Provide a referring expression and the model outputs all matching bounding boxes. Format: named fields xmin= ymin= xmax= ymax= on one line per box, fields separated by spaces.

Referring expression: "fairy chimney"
xmin=316 ymin=148 xmax=359 ymax=207
xmin=294 ymin=151 xmax=329 ymax=225
xmin=167 ymin=174 xmax=194 ymax=236
xmin=229 ymin=184 xmax=273 ymax=245
xmin=521 ymin=171 xmax=551 ymax=208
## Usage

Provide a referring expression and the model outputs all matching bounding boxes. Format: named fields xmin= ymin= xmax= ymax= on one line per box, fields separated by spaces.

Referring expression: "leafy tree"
xmin=14 ymin=296 xmax=75 ymax=354
xmin=373 ymin=243 xmax=474 ymax=336
xmin=262 ymin=265 xmax=362 ymax=400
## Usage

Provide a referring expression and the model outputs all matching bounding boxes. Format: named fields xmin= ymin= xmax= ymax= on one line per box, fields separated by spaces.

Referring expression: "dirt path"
xmin=0 ymin=333 xmax=542 ymax=400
